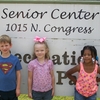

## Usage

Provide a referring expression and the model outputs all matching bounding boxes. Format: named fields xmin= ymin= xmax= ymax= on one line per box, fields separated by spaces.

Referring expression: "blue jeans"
xmin=74 ymin=88 xmax=97 ymax=100
xmin=32 ymin=89 xmax=53 ymax=100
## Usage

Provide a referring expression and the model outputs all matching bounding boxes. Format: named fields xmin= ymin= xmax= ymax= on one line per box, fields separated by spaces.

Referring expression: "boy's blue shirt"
xmin=0 ymin=54 xmax=22 ymax=91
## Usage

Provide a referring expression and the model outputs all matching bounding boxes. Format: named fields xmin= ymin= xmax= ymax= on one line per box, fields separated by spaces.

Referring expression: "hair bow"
xmin=34 ymin=36 xmax=46 ymax=42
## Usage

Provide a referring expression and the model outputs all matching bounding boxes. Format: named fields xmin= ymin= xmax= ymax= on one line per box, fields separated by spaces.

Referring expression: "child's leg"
xmin=8 ymin=89 xmax=18 ymax=100
xmin=32 ymin=90 xmax=43 ymax=100
xmin=44 ymin=89 xmax=53 ymax=100
xmin=0 ymin=91 xmax=8 ymax=100
xmin=74 ymin=88 xmax=85 ymax=100
xmin=0 ymin=90 xmax=17 ymax=100
xmin=86 ymin=93 xmax=97 ymax=100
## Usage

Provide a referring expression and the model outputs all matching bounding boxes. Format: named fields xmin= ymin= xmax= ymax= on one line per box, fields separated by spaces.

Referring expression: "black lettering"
xmin=84 ymin=12 xmax=100 ymax=20
xmin=1 ymin=8 xmax=47 ymax=19
xmin=62 ymin=52 xmax=70 ymax=65
xmin=23 ymin=54 xmax=31 ymax=63
xmin=15 ymin=53 xmax=22 ymax=62
xmin=56 ymin=71 xmax=67 ymax=85
xmin=77 ymin=9 xmax=85 ymax=19
xmin=60 ymin=11 xmax=67 ymax=19
xmin=1 ymin=8 xmax=8 ymax=19
xmin=9 ymin=11 xmax=16 ymax=18
xmin=91 ymin=12 xmax=100 ymax=20
xmin=78 ymin=27 xmax=84 ymax=33
xmin=88 ymin=27 xmax=94 ymax=34
xmin=31 ymin=24 xmax=38 ymax=32
xmin=51 ymin=9 xmax=59 ymax=19
xmin=44 ymin=24 xmax=50 ymax=32
xmin=67 ymin=12 xmax=77 ymax=19
xmin=65 ymin=26 xmax=72 ymax=36
xmin=52 ymin=55 xmax=62 ymax=65
xmin=71 ymin=51 xmax=77 ymax=65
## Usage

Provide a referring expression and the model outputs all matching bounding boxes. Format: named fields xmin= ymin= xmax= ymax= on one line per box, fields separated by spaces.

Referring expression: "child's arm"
xmin=66 ymin=65 xmax=80 ymax=85
xmin=16 ymin=70 xmax=21 ymax=97
xmin=50 ymin=69 xmax=55 ymax=96
xmin=28 ymin=71 xmax=33 ymax=98
xmin=97 ymin=66 xmax=100 ymax=82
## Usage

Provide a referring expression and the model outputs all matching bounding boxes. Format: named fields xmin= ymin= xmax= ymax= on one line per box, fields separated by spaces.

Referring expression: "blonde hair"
xmin=0 ymin=35 xmax=11 ymax=45
xmin=32 ymin=41 xmax=50 ymax=60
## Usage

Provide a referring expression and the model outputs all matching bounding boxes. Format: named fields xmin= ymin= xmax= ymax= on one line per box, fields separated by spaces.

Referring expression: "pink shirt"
xmin=76 ymin=62 xmax=98 ymax=97
xmin=28 ymin=59 xmax=53 ymax=92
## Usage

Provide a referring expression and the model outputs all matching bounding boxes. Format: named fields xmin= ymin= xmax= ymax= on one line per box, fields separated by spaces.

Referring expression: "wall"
xmin=0 ymin=0 xmax=100 ymax=97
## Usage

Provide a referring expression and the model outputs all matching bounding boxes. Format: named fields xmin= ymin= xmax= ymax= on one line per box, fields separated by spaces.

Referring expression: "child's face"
xmin=34 ymin=43 xmax=47 ymax=60
xmin=0 ymin=42 xmax=12 ymax=55
xmin=83 ymin=49 xmax=92 ymax=63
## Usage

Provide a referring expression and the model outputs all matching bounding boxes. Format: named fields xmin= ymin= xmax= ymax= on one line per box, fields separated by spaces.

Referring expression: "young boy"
xmin=0 ymin=35 xmax=22 ymax=100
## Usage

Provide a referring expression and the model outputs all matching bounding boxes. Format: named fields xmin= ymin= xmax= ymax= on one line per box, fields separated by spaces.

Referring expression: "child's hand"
xmin=16 ymin=88 xmax=20 ymax=97
xmin=28 ymin=92 xmax=32 ymax=98
xmin=52 ymin=88 xmax=55 ymax=96
xmin=69 ymin=75 xmax=77 ymax=85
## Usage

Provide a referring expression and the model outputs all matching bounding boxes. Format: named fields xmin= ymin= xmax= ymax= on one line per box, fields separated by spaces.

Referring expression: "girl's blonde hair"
xmin=0 ymin=35 xmax=11 ymax=45
xmin=32 ymin=41 xmax=50 ymax=60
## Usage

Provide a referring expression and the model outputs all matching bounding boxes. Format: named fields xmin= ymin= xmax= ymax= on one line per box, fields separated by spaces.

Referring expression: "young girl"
xmin=66 ymin=45 xmax=100 ymax=100
xmin=28 ymin=36 xmax=55 ymax=100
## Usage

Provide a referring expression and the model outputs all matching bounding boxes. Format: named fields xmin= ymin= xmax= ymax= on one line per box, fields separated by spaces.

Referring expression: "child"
xmin=28 ymin=36 xmax=55 ymax=100
xmin=0 ymin=35 xmax=22 ymax=100
xmin=66 ymin=45 xmax=100 ymax=100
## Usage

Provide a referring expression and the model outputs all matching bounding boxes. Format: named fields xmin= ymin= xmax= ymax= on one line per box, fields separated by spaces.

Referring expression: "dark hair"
xmin=81 ymin=45 xmax=97 ymax=60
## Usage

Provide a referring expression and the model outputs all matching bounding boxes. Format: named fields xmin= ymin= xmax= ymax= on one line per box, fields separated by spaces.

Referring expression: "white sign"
xmin=0 ymin=4 xmax=100 ymax=97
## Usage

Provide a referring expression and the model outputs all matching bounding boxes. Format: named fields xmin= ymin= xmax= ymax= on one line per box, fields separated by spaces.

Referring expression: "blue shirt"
xmin=0 ymin=54 xmax=22 ymax=91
